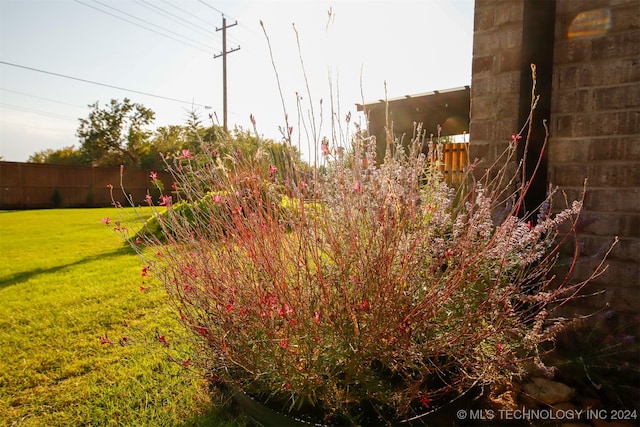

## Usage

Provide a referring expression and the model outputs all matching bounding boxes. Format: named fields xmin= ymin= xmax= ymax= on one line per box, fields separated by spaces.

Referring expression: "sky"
xmin=0 ymin=0 xmax=474 ymax=162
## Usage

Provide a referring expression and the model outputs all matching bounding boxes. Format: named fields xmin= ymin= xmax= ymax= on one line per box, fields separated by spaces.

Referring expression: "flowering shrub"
xmin=108 ymin=97 xmax=615 ymax=424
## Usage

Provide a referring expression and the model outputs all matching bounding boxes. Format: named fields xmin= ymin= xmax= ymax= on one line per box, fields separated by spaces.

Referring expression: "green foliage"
xmin=28 ymin=146 xmax=86 ymax=165
xmin=140 ymin=124 xmax=190 ymax=169
xmin=51 ymin=187 xmax=63 ymax=207
xmin=137 ymin=192 xmax=227 ymax=242
xmin=134 ymin=127 xmax=306 ymax=243
xmin=27 ymin=103 xmax=304 ymax=180
xmin=76 ymin=98 xmax=155 ymax=167
xmin=0 ymin=208 xmax=246 ymax=426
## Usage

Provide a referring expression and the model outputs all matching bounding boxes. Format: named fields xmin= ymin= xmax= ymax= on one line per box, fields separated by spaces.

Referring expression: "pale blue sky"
xmin=0 ymin=0 xmax=474 ymax=162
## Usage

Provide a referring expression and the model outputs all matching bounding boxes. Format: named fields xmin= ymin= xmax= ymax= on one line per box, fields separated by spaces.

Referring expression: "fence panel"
xmin=0 ymin=162 xmax=173 ymax=209
xmin=427 ymin=142 xmax=469 ymax=186
xmin=0 ymin=149 xmax=469 ymax=209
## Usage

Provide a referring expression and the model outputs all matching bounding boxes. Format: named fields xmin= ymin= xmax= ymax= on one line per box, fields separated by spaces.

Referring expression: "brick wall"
xmin=471 ymin=0 xmax=640 ymax=318
xmin=550 ymin=0 xmax=640 ymax=315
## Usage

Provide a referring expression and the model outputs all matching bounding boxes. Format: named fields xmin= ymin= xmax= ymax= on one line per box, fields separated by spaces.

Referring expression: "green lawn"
xmin=0 ymin=208 xmax=245 ymax=427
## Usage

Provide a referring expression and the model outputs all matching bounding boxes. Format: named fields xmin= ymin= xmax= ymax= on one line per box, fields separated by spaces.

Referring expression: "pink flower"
xmin=101 ymin=217 xmax=111 ymax=225
xmin=159 ymin=195 xmax=172 ymax=206
xmin=345 ymin=111 xmax=351 ymax=123
xmin=496 ymin=342 xmax=504 ymax=355
xmin=250 ymin=114 xmax=256 ymax=125
xmin=181 ymin=359 xmax=191 ymax=367
xmin=141 ymin=266 xmax=150 ymax=277
xmin=353 ymin=181 xmax=361 ymax=192
xmin=279 ymin=338 xmax=288 ymax=348
xmin=107 ymin=184 xmax=113 ymax=190
xmin=99 ymin=336 xmax=113 ymax=345
xmin=269 ymin=164 xmax=277 ymax=179
xmin=313 ymin=310 xmax=321 ymax=324
xmin=511 ymin=134 xmax=522 ymax=145
xmin=149 ymin=171 xmax=158 ymax=181
xmin=321 ymin=139 xmax=330 ymax=156
xmin=180 ymin=149 xmax=191 ymax=159
xmin=135 ymin=237 xmax=141 ymax=245
xmin=419 ymin=395 xmax=431 ymax=409
xmin=212 ymin=194 xmax=222 ymax=204
xmin=158 ymin=335 xmax=169 ymax=347
xmin=526 ymin=220 xmax=534 ymax=230
xmin=278 ymin=304 xmax=293 ymax=318
xmin=144 ymin=194 xmax=152 ymax=205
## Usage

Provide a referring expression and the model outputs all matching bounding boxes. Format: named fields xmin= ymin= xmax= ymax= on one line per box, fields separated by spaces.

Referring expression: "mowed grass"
xmin=0 ymin=208 xmax=246 ymax=427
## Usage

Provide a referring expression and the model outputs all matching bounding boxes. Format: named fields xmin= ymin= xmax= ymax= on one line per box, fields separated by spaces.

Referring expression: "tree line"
xmin=28 ymin=98 xmax=296 ymax=170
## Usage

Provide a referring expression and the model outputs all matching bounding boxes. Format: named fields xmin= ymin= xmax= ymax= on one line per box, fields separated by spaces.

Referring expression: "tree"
xmin=184 ymin=109 xmax=225 ymax=153
xmin=28 ymin=146 xmax=85 ymax=165
xmin=140 ymin=125 xmax=189 ymax=169
xmin=77 ymin=98 xmax=155 ymax=167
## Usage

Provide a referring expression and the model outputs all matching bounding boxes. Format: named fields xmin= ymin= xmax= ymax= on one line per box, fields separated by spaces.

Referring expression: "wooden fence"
xmin=428 ymin=142 xmax=469 ymax=186
xmin=0 ymin=162 xmax=173 ymax=209
xmin=0 ymin=145 xmax=468 ymax=209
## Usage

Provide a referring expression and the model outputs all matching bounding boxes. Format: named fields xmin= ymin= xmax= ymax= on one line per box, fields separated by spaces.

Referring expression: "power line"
xmin=0 ymin=88 xmax=86 ymax=109
xmin=0 ymin=103 xmax=79 ymax=121
xmin=89 ymin=0 xmax=213 ymax=50
xmin=160 ymin=0 xmax=215 ymax=29
xmin=74 ymin=0 xmax=212 ymax=54
xmin=197 ymin=0 xmax=235 ymax=21
xmin=134 ymin=0 xmax=219 ymax=40
xmin=0 ymin=61 xmax=212 ymax=109
xmin=173 ymin=0 xmax=245 ymax=50
xmin=195 ymin=0 xmax=245 ymax=45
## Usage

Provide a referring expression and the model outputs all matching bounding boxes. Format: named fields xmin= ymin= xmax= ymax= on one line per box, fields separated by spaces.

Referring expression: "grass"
xmin=0 ymin=208 xmax=246 ymax=427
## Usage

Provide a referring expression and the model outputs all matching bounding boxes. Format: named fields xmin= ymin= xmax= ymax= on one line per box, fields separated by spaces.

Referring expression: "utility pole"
xmin=214 ymin=16 xmax=240 ymax=133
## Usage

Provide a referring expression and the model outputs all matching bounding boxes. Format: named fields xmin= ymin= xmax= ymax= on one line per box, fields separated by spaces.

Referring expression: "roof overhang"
xmin=356 ymin=85 xmax=471 ymax=114
xmin=355 ymin=86 xmax=470 ymax=162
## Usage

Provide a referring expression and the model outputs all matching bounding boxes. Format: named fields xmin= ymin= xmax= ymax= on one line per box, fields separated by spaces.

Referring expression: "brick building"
xmin=470 ymin=0 xmax=639 ymax=318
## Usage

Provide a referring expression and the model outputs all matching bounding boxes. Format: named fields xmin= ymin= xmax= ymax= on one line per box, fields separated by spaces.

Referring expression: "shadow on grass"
xmin=177 ymin=399 xmax=249 ymax=427
xmin=0 ymin=244 xmax=136 ymax=290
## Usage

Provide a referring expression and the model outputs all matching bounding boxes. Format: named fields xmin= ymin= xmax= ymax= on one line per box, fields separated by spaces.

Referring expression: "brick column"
xmin=469 ymin=0 xmax=526 ymax=176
